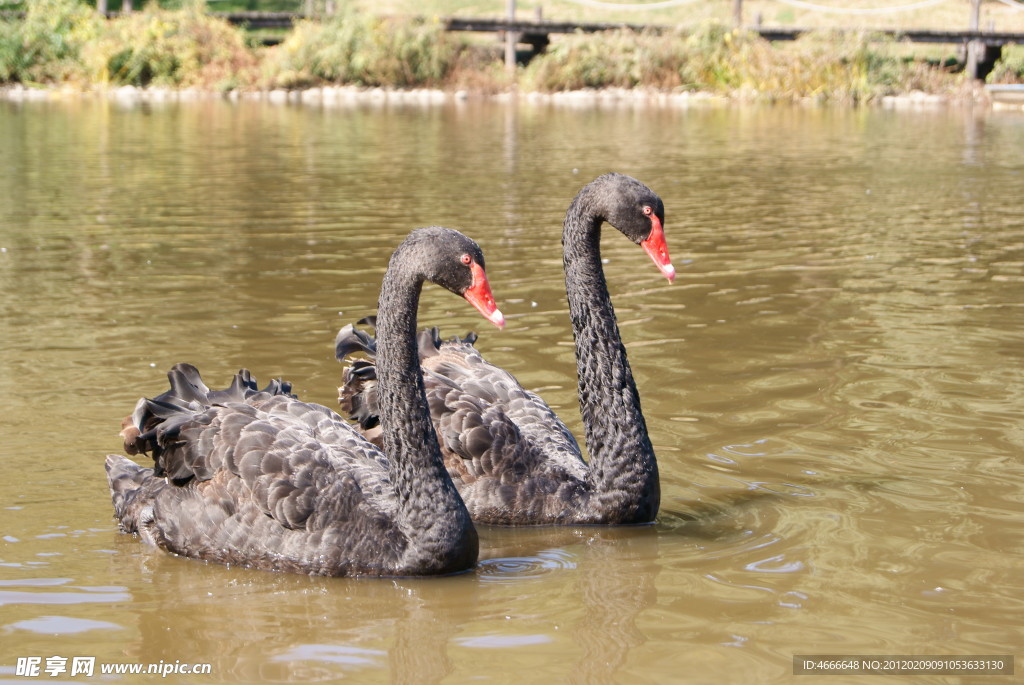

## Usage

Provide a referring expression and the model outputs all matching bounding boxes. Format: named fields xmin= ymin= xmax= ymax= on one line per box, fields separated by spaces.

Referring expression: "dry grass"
xmin=263 ymin=8 xmax=464 ymax=88
xmin=361 ymin=0 xmax=1024 ymax=34
xmin=522 ymin=22 xmax=971 ymax=102
xmin=1 ymin=0 xmax=1020 ymax=95
xmin=84 ymin=6 xmax=260 ymax=89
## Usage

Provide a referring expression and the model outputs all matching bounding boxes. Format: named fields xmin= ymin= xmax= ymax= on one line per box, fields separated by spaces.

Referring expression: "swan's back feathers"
xmin=418 ymin=326 xmax=478 ymax=358
xmin=126 ymin=368 xmax=396 ymax=529
xmin=109 ymin=366 xmax=419 ymax=575
xmin=335 ymin=318 xmax=378 ymax=360
xmin=336 ymin=319 xmax=385 ymax=433
xmin=122 ymin=362 xmax=296 ymax=480
xmin=414 ymin=332 xmax=584 ymax=473
xmin=337 ymin=322 xmax=591 ymax=523
xmin=336 ymin=324 xmax=478 ymax=428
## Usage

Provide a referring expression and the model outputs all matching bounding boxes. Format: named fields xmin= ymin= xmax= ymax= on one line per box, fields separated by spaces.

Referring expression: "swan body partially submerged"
xmin=337 ymin=174 xmax=672 ymax=525
xmin=106 ymin=227 xmax=503 ymax=576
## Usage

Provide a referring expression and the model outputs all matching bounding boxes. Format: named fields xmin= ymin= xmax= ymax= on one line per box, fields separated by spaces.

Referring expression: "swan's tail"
xmin=335 ymin=317 xmax=382 ymax=432
xmin=105 ymin=454 xmax=156 ymax=535
xmin=335 ymin=318 xmax=477 ymax=434
xmin=118 ymin=363 xmax=295 ymax=479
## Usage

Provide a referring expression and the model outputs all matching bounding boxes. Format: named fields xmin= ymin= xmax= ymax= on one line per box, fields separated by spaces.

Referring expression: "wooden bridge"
xmin=443 ymin=17 xmax=1022 ymax=80
xmin=4 ymin=9 xmax=1019 ymax=80
xmin=214 ymin=12 xmax=1022 ymax=80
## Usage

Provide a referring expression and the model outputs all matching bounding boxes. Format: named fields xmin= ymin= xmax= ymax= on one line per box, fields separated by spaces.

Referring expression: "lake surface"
xmin=0 ymin=95 xmax=1021 ymax=683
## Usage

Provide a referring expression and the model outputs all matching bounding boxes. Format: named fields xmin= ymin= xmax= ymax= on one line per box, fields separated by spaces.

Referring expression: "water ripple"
xmin=455 ymin=633 xmax=554 ymax=649
xmin=0 ymin=589 xmax=131 ymax=606
xmin=6 ymin=615 xmax=124 ymax=634
xmin=476 ymin=548 xmax=578 ymax=584
xmin=272 ymin=644 xmax=386 ymax=667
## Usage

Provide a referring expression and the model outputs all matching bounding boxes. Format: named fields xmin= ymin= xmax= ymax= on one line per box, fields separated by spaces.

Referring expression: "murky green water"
xmin=1 ymin=97 xmax=1022 ymax=683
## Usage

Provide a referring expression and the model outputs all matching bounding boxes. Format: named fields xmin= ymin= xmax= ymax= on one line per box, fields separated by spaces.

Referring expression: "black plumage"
xmin=106 ymin=226 xmax=504 ymax=576
xmin=336 ymin=174 xmax=673 ymax=525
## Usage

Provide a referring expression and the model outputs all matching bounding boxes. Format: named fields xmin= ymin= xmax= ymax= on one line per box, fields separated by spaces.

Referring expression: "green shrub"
xmin=0 ymin=0 xmax=99 ymax=84
xmin=988 ymin=44 xmax=1024 ymax=84
xmin=0 ymin=7 xmax=976 ymax=97
xmin=265 ymin=5 xmax=462 ymax=88
xmin=676 ymin=25 xmax=903 ymax=101
xmin=523 ymin=28 xmax=686 ymax=91
xmin=0 ymin=19 xmax=21 ymax=82
xmin=524 ymin=21 xmax=960 ymax=102
xmin=82 ymin=4 xmax=258 ymax=89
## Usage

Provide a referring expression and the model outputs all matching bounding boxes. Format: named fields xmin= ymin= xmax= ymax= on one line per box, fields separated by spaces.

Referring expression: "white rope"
xmin=558 ymin=0 xmax=704 ymax=10
xmin=775 ymin=0 xmax=951 ymax=15
xmin=993 ymin=0 xmax=1024 ymax=13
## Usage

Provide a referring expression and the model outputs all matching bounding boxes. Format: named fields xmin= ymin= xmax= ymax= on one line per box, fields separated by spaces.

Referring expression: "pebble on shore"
xmin=0 ymin=82 xmax=1002 ymax=109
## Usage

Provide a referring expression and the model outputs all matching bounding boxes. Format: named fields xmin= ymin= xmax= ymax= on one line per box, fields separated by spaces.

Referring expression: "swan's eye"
xmin=460 ymin=254 xmax=472 ymax=265
xmin=642 ymin=206 xmax=653 ymax=216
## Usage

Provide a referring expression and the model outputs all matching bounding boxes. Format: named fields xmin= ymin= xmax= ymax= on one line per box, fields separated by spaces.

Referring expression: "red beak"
xmin=640 ymin=215 xmax=676 ymax=283
xmin=464 ymin=262 xmax=506 ymax=328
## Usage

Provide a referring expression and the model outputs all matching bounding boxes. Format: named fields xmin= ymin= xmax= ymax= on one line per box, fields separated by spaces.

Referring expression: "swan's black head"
xmin=397 ymin=226 xmax=505 ymax=328
xmin=583 ymin=173 xmax=675 ymax=282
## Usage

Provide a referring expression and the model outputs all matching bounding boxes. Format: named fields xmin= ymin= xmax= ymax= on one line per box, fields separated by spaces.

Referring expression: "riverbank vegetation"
xmin=2 ymin=0 xmax=1022 ymax=102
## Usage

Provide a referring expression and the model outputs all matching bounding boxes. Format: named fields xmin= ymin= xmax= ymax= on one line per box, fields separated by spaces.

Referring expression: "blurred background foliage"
xmin=1 ymin=0 xmax=1022 ymax=96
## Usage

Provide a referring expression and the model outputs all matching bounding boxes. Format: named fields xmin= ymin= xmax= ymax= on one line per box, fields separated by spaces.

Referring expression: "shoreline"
xmin=1 ymin=82 xmax=1014 ymax=111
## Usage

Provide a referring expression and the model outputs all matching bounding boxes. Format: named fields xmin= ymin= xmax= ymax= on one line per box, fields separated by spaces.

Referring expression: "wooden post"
xmin=97 ymin=0 xmax=107 ymax=14
xmin=122 ymin=0 xmax=132 ymax=12
xmin=733 ymin=0 xmax=743 ymax=28
xmin=966 ymin=0 xmax=982 ymax=79
xmin=505 ymin=0 xmax=517 ymax=74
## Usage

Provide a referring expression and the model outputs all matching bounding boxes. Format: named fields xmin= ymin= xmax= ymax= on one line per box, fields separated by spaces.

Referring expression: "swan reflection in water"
xmin=108 ymin=525 xmax=663 ymax=683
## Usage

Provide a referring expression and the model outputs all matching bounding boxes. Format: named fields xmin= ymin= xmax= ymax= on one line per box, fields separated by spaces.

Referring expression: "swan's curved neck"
xmin=562 ymin=205 xmax=660 ymax=523
xmin=375 ymin=268 xmax=477 ymax=571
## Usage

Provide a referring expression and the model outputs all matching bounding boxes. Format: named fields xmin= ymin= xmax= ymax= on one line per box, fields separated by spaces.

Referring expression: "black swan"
xmin=105 ymin=226 xmax=505 ymax=576
xmin=336 ymin=173 xmax=673 ymax=525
